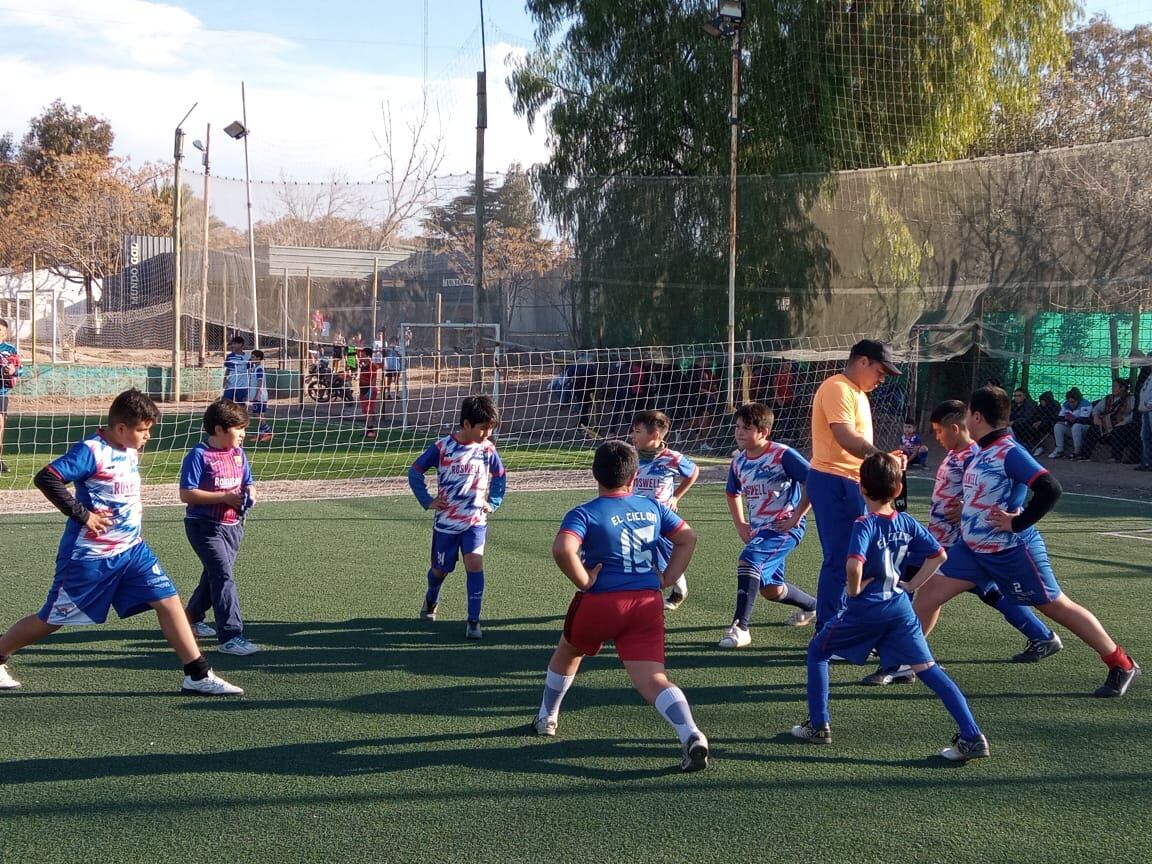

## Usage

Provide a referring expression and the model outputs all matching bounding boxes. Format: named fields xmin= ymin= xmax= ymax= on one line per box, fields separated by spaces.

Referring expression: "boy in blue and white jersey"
xmin=718 ymin=403 xmax=817 ymax=649
xmin=248 ymin=349 xmax=273 ymax=442
xmin=629 ymin=410 xmax=699 ymax=611
xmin=408 ymin=394 xmax=506 ymax=640
xmin=222 ymin=335 xmax=249 ymax=403
xmin=530 ymin=440 xmax=709 ymax=772
xmin=0 ymin=389 xmax=242 ymax=695
xmin=866 ymin=401 xmax=1061 ymax=686
xmin=0 ymin=317 xmax=22 ymax=474
xmin=791 ymin=452 xmax=990 ymax=761
xmin=913 ymin=386 xmax=1139 ymax=698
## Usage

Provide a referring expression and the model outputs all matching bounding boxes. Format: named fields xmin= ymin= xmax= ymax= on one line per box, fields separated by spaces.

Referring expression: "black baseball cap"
xmin=849 ymin=339 xmax=902 ymax=376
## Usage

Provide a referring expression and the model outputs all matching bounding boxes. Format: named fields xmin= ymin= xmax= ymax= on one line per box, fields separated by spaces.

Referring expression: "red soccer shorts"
xmin=562 ymin=589 xmax=665 ymax=663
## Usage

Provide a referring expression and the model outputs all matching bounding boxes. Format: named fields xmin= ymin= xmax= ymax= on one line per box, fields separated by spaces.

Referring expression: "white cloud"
xmin=0 ymin=0 xmax=551 ymax=227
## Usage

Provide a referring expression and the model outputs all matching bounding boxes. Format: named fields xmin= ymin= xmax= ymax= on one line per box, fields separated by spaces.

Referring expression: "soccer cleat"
xmin=1094 ymin=662 xmax=1141 ymax=698
xmin=218 ymin=636 xmax=261 ymax=656
xmin=191 ymin=621 xmax=217 ymax=639
xmin=1011 ymin=633 xmax=1064 ymax=663
xmin=680 ymin=731 xmax=710 ymax=772
xmin=419 ymin=600 xmax=439 ymax=621
xmin=181 ymin=670 xmax=244 ymax=696
xmin=0 ymin=663 xmax=21 ymax=690
xmin=0 ymin=459 xmax=8 ymax=474
xmin=532 ymin=715 xmax=558 ymax=737
xmin=859 ymin=664 xmax=918 ymax=686
xmin=790 ymin=719 xmax=832 ymax=745
xmin=664 ymin=590 xmax=686 ymax=611
xmin=785 ymin=609 xmax=816 ymax=627
xmin=718 ymin=624 xmax=751 ymax=649
xmin=940 ymin=732 xmax=990 ymax=762
xmin=465 ymin=620 xmax=483 ymax=640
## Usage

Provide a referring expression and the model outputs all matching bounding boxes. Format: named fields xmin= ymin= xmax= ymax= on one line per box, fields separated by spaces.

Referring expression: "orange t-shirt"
xmin=810 ymin=373 xmax=873 ymax=480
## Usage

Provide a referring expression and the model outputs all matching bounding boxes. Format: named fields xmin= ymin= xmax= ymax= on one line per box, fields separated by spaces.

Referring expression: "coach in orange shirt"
xmin=808 ymin=340 xmax=903 ymax=626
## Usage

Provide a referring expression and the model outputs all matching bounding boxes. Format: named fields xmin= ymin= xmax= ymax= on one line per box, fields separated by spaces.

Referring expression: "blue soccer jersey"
xmin=961 ymin=430 xmax=1047 ymax=552
xmin=928 ymin=441 xmax=979 ymax=547
xmin=634 ymin=448 xmax=696 ymax=504
xmin=223 ymin=351 xmax=249 ymax=394
xmin=46 ymin=431 xmax=145 ymax=560
xmin=409 ymin=435 xmax=507 ymax=533
xmin=846 ymin=511 xmax=942 ymax=604
xmin=558 ymin=493 xmax=686 ymax=593
xmin=726 ymin=443 xmax=810 ymax=535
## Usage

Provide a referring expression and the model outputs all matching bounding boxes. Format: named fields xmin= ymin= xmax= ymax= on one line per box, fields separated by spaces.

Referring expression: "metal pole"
xmin=370 ymin=256 xmax=379 ymax=348
xmin=282 ymin=267 xmax=289 ymax=369
xmin=173 ymin=124 xmax=186 ymax=402
xmin=221 ymin=261 xmax=229 ymax=351
xmin=435 ymin=291 xmax=443 ymax=384
xmin=30 ymin=252 xmax=37 ymax=364
xmin=725 ymin=25 xmax=741 ymax=412
xmin=473 ymin=0 xmax=487 ymax=363
xmin=197 ymin=124 xmax=212 ymax=367
xmin=242 ymin=82 xmax=260 ymax=349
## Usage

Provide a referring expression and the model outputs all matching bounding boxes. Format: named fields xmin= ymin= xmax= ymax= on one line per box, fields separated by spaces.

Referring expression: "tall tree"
xmin=18 ymin=99 xmax=114 ymax=177
xmin=510 ymin=0 xmax=1076 ymax=344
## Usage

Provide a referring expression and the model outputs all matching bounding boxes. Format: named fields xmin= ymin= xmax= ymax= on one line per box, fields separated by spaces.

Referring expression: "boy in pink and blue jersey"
xmin=791 ymin=452 xmax=990 ymax=762
xmin=180 ymin=398 xmax=259 ymax=656
xmin=629 ymin=410 xmax=699 ymax=611
xmin=718 ymin=403 xmax=817 ymax=649
xmin=0 ymin=389 xmax=242 ymax=695
xmin=912 ymin=386 xmax=1139 ymax=698
xmin=408 ymin=394 xmax=506 ymax=639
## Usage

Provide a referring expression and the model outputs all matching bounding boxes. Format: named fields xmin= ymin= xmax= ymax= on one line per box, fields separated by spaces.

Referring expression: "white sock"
xmin=538 ymin=669 xmax=574 ymax=720
xmin=653 ymin=685 xmax=700 ymax=745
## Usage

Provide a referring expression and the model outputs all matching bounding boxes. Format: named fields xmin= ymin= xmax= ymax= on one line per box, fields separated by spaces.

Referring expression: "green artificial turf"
xmin=1 ymin=488 xmax=1149 ymax=864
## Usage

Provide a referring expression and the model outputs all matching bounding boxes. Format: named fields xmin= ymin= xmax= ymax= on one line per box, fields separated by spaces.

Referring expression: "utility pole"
xmin=473 ymin=0 xmax=487 ymax=366
xmin=242 ymin=82 xmax=260 ymax=349
xmin=173 ymin=102 xmax=197 ymax=403
xmin=195 ymin=124 xmax=211 ymax=367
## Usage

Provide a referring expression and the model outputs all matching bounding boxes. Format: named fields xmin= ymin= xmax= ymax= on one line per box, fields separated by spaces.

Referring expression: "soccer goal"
xmin=396 ymin=322 xmax=502 ymax=431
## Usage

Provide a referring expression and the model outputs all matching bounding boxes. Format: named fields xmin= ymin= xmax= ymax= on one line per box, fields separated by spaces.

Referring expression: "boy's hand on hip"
xmin=85 ymin=509 xmax=113 ymax=535
xmin=988 ymin=506 xmax=1021 ymax=532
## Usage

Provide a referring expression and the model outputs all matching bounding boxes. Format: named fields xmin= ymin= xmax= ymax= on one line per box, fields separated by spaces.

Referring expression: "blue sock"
xmin=805 ymin=645 xmax=831 ymax=727
xmin=994 ymin=596 xmax=1053 ymax=642
xmin=734 ymin=571 xmax=760 ymax=628
xmin=776 ymin=582 xmax=817 ymax=611
xmin=425 ymin=569 xmax=446 ymax=606
xmin=918 ymin=664 xmax=982 ymax=740
xmin=466 ymin=570 xmax=485 ymax=622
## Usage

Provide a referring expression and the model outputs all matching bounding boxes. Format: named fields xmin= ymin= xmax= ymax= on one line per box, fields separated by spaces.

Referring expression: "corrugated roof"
xmin=258 ymin=246 xmax=414 ymax=279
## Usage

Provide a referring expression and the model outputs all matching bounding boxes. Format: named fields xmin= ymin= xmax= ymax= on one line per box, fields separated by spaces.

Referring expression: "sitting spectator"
xmin=1009 ymin=388 xmax=1039 ymax=447
xmin=900 ymin=418 xmax=929 ymax=469
xmin=1080 ymin=379 xmax=1138 ymax=462
xmin=1049 ymin=387 xmax=1092 ymax=458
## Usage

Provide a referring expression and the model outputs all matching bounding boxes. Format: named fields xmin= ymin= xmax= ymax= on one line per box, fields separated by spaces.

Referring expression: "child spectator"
xmin=383 ymin=341 xmax=402 ymax=399
xmin=900 ymin=418 xmax=929 ymax=469
xmin=629 ymin=410 xmax=699 ymax=610
xmin=718 ymin=402 xmax=817 ymax=648
xmin=248 ymin=350 xmax=273 ymax=443
xmin=914 ymin=387 xmax=1140 ymax=697
xmin=791 ymin=451 xmax=989 ymax=761
xmin=1049 ymin=387 xmax=1092 ymax=458
xmin=530 ymin=440 xmax=709 ymax=772
xmin=0 ymin=318 xmax=22 ymax=474
xmin=222 ymin=336 xmax=249 ymax=404
xmin=408 ymin=395 xmax=506 ymax=639
xmin=358 ymin=346 xmax=380 ymax=438
xmin=0 ymin=389 xmax=243 ymax=695
xmin=181 ymin=398 xmax=260 ymax=657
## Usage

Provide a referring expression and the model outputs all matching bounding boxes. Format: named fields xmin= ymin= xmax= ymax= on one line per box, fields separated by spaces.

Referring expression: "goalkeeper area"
xmin=1 ymin=486 xmax=1149 ymax=864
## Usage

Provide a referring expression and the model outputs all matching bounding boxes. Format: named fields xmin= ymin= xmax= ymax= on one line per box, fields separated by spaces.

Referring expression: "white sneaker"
xmin=218 ymin=636 xmax=261 ymax=656
xmin=191 ymin=621 xmax=216 ymax=638
xmin=680 ymin=731 xmax=710 ymax=772
xmin=718 ymin=624 xmax=751 ymax=649
xmin=181 ymin=670 xmax=244 ymax=696
xmin=786 ymin=609 xmax=816 ymax=627
xmin=1047 ymin=449 xmax=1061 ymax=458
xmin=465 ymin=621 xmax=483 ymax=640
xmin=0 ymin=663 xmax=22 ymax=690
xmin=1032 ymin=443 xmax=1046 ymax=456
xmin=532 ymin=715 xmax=558 ymax=737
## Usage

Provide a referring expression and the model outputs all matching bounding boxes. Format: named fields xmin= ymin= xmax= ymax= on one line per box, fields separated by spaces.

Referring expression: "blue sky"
xmin=0 ymin=0 xmax=1148 ymax=189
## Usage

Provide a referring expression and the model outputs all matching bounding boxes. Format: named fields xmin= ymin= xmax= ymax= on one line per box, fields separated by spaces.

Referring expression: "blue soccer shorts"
xmin=810 ymin=594 xmax=934 ymax=668
xmin=430 ymin=525 xmax=487 ymax=573
xmin=940 ymin=537 xmax=1062 ymax=605
xmin=740 ymin=528 xmax=802 ymax=587
xmin=38 ymin=542 xmax=178 ymax=626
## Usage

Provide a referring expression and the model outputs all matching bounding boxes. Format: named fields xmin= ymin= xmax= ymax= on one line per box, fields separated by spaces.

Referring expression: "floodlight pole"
xmin=242 ymin=82 xmax=260 ymax=349
xmin=473 ymin=0 xmax=488 ymax=371
xmin=725 ymin=20 xmax=742 ymax=412
xmin=196 ymin=124 xmax=211 ymax=367
xmin=173 ymin=101 xmax=197 ymax=404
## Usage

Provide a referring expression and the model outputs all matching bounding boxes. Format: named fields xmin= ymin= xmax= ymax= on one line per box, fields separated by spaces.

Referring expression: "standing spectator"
xmin=222 ymin=336 xmax=249 ymax=404
xmin=0 ymin=318 xmax=23 ymax=474
xmin=1136 ymin=362 xmax=1152 ymax=471
xmin=1048 ymin=387 xmax=1092 ymax=458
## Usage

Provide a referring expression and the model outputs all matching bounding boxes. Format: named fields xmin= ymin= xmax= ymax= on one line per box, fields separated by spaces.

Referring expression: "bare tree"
xmin=372 ymin=94 xmax=448 ymax=244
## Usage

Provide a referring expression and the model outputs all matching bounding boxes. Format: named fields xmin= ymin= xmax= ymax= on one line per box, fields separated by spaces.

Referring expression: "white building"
xmin=0 ymin=267 xmax=102 ymax=354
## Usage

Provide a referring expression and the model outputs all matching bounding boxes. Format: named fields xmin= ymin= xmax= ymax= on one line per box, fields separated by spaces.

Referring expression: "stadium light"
xmin=193 ymin=128 xmax=211 ymax=366
xmin=227 ymin=82 xmax=259 ymax=349
xmin=703 ymin=1 xmax=746 ymax=412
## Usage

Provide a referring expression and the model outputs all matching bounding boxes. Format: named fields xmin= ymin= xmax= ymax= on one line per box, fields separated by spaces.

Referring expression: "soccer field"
xmin=2 ymin=486 xmax=1149 ymax=864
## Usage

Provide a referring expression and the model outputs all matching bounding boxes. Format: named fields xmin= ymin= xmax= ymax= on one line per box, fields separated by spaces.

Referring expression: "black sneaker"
xmin=790 ymin=719 xmax=832 ymax=745
xmin=663 ymin=590 xmax=686 ymax=611
xmin=941 ymin=732 xmax=990 ymax=761
xmin=0 ymin=459 xmax=8 ymax=474
xmin=1011 ymin=633 xmax=1064 ymax=663
xmin=680 ymin=731 xmax=710 ymax=772
xmin=859 ymin=664 xmax=917 ymax=686
xmin=1094 ymin=662 xmax=1141 ymax=697
xmin=419 ymin=600 xmax=438 ymax=621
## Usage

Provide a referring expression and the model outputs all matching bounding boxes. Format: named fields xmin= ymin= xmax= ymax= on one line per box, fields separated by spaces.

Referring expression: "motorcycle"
xmin=305 ymin=355 xmax=356 ymax=403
